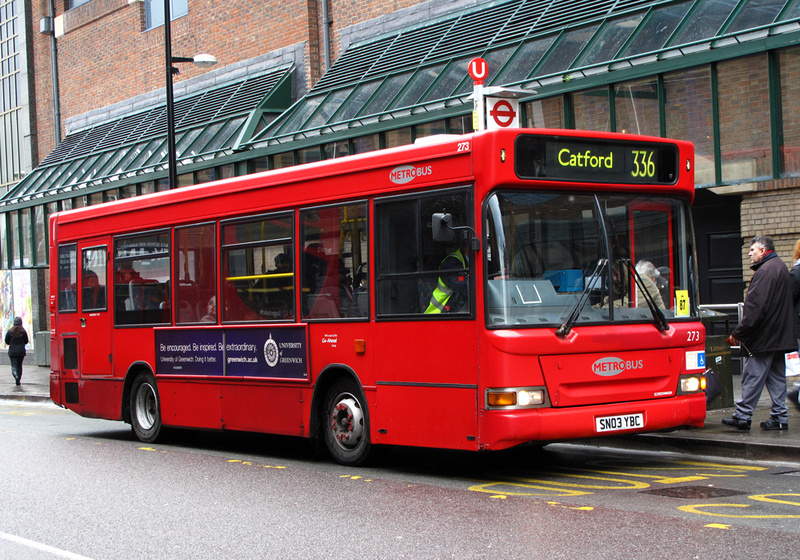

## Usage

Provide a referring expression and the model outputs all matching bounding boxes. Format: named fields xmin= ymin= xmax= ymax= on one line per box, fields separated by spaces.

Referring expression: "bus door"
xmin=77 ymin=240 xmax=113 ymax=379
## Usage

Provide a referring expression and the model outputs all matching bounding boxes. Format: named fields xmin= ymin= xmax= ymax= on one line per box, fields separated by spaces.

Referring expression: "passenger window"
xmin=58 ymin=244 xmax=78 ymax=313
xmin=113 ymin=231 xmax=171 ymax=326
xmin=81 ymin=247 xmax=107 ymax=311
xmin=175 ymin=223 xmax=217 ymax=324
xmin=374 ymin=189 xmax=472 ymax=317
xmin=300 ymin=202 xmax=368 ymax=320
xmin=221 ymin=213 xmax=294 ymax=322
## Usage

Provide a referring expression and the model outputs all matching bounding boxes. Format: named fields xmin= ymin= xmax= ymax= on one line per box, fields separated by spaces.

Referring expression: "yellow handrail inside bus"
xmin=225 ymin=272 xmax=294 ymax=281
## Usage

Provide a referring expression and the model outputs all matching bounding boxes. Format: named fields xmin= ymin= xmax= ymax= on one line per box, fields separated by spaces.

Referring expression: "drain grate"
xmin=641 ymin=486 xmax=747 ymax=499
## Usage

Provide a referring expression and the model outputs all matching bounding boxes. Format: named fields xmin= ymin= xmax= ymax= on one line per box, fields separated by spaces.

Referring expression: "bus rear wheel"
xmin=130 ymin=372 xmax=162 ymax=443
xmin=323 ymin=380 xmax=371 ymax=466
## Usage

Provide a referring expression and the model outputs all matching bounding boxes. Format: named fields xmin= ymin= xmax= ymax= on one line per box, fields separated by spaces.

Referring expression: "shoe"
xmin=760 ymin=419 xmax=788 ymax=430
xmin=721 ymin=417 xmax=751 ymax=430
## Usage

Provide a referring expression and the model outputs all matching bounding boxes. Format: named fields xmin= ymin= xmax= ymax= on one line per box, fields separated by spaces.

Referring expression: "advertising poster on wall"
xmin=0 ymin=271 xmax=33 ymax=351
xmin=155 ymin=327 xmax=307 ymax=379
xmin=0 ymin=271 xmax=12 ymax=346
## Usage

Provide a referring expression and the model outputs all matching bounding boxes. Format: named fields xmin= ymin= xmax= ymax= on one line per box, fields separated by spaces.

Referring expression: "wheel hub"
xmin=329 ymin=396 xmax=363 ymax=448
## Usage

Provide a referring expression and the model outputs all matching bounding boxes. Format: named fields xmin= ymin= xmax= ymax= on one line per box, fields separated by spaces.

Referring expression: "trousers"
xmin=734 ymin=350 xmax=788 ymax=423
xmin=9 ymin=355 xmax=23 ymax=384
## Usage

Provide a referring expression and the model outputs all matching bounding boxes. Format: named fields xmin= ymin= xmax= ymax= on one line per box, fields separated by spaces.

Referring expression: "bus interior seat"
xmin=306 ymin=293 xmax=340 ymax=318
xmin=357 ymin=291 xmax=368 ymax=315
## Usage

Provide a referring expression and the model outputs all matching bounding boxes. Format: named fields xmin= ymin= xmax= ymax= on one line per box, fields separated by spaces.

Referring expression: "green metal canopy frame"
xmin=245 ymin=0 xmax=800 ymax=150
xmin=1 ymin=65 xmax=293 ymax=208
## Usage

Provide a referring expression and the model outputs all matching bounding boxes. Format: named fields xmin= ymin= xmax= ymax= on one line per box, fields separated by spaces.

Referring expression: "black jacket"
xmin=5 ymin=327 xmax=28 ymax=358
xmin=732 ymin=251 xmax=796 ymax=354
xmin=791 ymin=261 xmax=800 ymax=342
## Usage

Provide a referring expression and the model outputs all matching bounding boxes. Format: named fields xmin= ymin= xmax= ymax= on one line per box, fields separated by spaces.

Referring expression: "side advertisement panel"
xmin=155 ymin=327 xmax=307 ymax=379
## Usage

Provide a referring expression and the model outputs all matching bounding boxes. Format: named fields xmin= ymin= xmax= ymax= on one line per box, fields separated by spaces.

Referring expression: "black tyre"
xmin=130 ymin=372 xmax=162 ymax=443
xmin=322 ymin=379 xmax=371 ymax=466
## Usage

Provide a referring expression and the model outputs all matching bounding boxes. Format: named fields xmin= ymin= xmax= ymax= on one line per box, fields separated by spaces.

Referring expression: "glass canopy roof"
xmin=247 ymin=0 xmax=800 ymax=148
xmin=6 ymin=0 xmax=800 ymax=208
xmin=1 ymin=65 xmax=293 ymax=207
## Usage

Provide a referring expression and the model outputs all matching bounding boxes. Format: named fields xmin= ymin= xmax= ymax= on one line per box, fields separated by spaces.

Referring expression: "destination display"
xmin=515 ymin=135 xmax=679 ymax=184
xmin=155 ymin=327 xmax=307 ymax=379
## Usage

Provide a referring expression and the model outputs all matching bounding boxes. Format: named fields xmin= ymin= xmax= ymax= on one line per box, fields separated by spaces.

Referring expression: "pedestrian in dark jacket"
xmin=787 ymin=239 xmax=800 ymax=410
xmin=723 ymin=235 xmax=795 ymax=430
xmin=5 ymin=317 xmax=28 ymax=387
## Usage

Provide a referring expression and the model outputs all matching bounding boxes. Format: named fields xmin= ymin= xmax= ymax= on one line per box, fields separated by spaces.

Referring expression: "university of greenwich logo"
xmin=264 ymin=336 xmax=279 ymax=368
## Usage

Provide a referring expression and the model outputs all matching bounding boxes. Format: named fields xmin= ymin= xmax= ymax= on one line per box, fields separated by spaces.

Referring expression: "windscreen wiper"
xmin=556 ymin=258 xmax=607 ymax=338
xmin=624 ymin=259 xmax=669 ymax=333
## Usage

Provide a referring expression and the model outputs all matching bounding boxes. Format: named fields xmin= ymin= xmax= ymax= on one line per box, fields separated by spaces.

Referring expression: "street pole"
xmin=164 ymin=0 xmax=178 ymax=189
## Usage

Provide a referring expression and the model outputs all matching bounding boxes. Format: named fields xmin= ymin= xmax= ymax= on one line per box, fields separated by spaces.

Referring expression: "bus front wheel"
xmin=130 ymin=372 xmax=162 ymax=443
xmin=323 ymin=380 xmax=371 ymax=466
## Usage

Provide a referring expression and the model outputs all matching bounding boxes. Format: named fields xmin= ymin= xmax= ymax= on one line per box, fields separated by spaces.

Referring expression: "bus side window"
xmin=113 ymin=231 xmax=171 ymax=326
xmin=221 ymin=213 xmax=294 ymax=322
xmin=81 ymin=246 xmax=107 ymax=311
xmin=374 ymin=189 xmax=472 ymax=317
xmin=58 ymin=244 xmax=78 ymax=313
xmin=175 ymin=223 xmax=217 ymax=324
xmin=300 ymin=202 xmax=368 ymax=321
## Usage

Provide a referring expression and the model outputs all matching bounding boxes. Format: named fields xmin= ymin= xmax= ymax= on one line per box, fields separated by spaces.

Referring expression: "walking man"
xmin=723 ymin=235 xmax=795 ymax=430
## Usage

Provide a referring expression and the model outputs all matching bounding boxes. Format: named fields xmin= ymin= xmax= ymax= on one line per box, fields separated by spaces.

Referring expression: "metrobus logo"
xmin=592 ymin=357 xmax=644 ymax=377
xmin=389 ymin=164 xmax=433 ymax=185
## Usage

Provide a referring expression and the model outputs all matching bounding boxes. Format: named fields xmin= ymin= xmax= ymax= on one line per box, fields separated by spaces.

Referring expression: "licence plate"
xmin=595 ymin=413 xmax=644 ymax=433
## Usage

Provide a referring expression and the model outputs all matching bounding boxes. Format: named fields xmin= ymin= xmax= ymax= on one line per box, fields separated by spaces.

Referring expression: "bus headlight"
xmin=679 ymin=375 xmax=706 ymax=393
xmin=486 ymin=387 xmax=547 ymax=409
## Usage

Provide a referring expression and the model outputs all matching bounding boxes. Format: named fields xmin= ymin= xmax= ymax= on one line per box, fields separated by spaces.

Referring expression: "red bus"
xmin=49 ymin=128 xmax=706 ymax=465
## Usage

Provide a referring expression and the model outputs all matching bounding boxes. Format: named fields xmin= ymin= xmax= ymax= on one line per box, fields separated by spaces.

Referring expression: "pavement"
xmin=3 ymin=364 xmax=800 ymax=463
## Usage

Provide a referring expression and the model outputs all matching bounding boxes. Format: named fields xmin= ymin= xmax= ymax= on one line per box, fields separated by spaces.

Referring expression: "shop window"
xmin=385 ymin=128 xmax=412 ymax=148
xmin=35 ymin=205 xmax=47 ymax=266
xmin=324 ymin=141 xmax=350 ymax=159
xmin=717 ymin=54 xmax=772 ymax=182
xmin=573 ymin=87 xmax=611 ymax=132
xmin=525 ymin=97 xmax=564 ymax=129
xmin=614 ymin=78 xmax=660 ymax=137
xmin=273 ymin=153 xmax=295 ymax=169
xmin=353 ymin=134 xmax=379 ymax=154
xmin=21 ymin=208 xmax=32 ymax=267
xmin=779 ymin=47 xmax=800 ymax=175
xmin=664 ymin=66 xmax=715 ymax=185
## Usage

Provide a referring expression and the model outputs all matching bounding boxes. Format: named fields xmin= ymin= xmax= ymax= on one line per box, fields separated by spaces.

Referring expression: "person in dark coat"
xmin=5 ymin=317 xmax=28 ymax=387
xmin=787 ymin=239 xmax=800 ymax=410
xmin=723 ymin=235 xmax=796 ymax=430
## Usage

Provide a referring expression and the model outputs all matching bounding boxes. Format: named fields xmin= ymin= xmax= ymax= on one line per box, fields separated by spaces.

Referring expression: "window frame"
xmin=374 ymin=186 xmax=474 ymax=320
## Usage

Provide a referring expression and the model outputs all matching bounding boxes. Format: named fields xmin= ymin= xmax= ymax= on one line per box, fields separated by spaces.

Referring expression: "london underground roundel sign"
xmin=468 ymin=58 xmax=488 ymax=84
